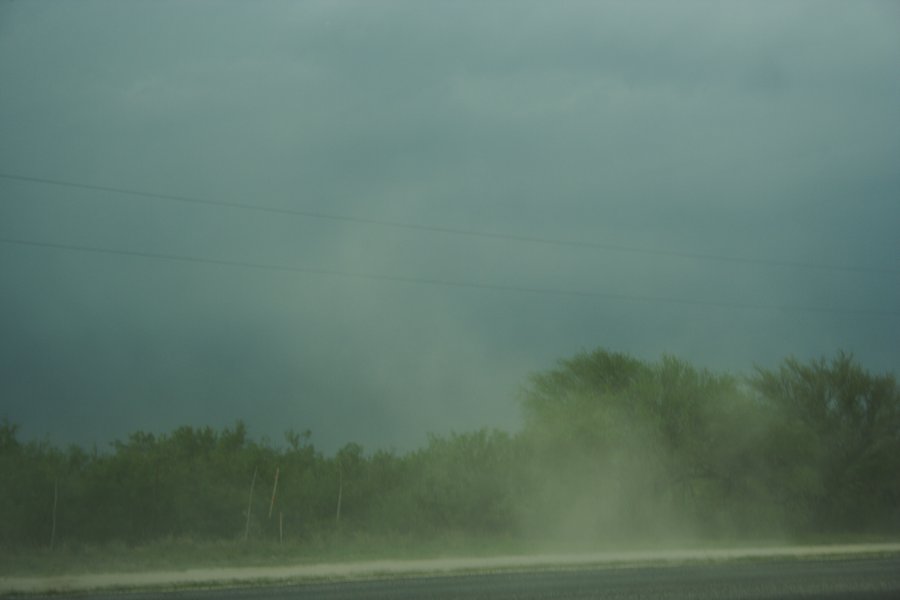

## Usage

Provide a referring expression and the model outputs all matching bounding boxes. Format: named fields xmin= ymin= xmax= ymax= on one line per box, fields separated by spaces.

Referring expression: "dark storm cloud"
xmin=1 ymin=1 xmax=898 ymax=452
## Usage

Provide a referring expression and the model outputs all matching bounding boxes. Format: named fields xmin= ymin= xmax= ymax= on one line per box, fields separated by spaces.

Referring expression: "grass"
xmin=0 ymin=532 xmax=532 ymax=577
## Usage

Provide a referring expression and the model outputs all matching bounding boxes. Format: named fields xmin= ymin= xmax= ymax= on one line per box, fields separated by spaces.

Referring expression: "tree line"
xmin=1 ymin=350 xmax=898 ymax=548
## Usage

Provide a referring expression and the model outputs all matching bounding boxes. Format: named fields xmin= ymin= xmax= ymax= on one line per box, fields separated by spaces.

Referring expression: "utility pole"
xmin=50 ymin=478 xmax=58 ymax=550
xmin=335 ymin=463 xmax=343 ymax=524
xmin=244 ymin=467 xmax=257 ymax=541
xmin=268 ymin=466 xmax=280 ymax=519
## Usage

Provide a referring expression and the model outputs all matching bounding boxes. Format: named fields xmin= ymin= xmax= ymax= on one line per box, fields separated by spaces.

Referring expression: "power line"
xmin=1 ymin=236 xmax=897 ymax=318
xmin=1 ymin=172 xmax=894 ymax=276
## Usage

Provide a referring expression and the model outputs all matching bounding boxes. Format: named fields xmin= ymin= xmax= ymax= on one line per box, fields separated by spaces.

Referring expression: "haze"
xmin=1 ymin=1 xmax=898 ymax=453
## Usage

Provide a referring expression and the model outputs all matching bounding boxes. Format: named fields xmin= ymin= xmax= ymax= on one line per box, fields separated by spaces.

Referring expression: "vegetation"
xmin=1 ymin=350 xmax=898 ymax=572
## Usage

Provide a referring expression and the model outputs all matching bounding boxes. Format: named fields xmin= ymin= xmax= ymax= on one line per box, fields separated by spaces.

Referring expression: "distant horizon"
xmin=6 ymin=346 xmax=895 ymax=455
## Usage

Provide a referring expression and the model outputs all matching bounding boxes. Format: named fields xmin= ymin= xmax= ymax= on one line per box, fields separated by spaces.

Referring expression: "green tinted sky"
xmin=1 ymin=1 xmax=898 ymax=452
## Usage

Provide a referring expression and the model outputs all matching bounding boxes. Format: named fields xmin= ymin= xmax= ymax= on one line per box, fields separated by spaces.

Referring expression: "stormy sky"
xmin=1 ymin=1 xmax=898 ymax=453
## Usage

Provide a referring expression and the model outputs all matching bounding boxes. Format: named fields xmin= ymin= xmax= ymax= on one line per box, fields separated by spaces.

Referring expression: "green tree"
xmin=409 ymin=430 xmax=521 ymax=536
xmin=751 ymin=352 xmax=900 ymax=533
xmin=519 ymin=349 xmax=773 ymax=539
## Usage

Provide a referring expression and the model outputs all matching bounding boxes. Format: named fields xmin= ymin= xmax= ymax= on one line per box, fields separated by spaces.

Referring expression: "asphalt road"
xmin=34 ymin=556 xmax=900 ymax=600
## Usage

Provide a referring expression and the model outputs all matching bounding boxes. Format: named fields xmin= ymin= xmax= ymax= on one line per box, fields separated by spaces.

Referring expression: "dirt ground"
xmin=3 ymin=543 xmax=900 ymax=595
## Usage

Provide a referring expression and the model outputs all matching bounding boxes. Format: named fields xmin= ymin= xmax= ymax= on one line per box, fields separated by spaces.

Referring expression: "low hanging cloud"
xmin=0 ymin=0 xmax=898 ymax=452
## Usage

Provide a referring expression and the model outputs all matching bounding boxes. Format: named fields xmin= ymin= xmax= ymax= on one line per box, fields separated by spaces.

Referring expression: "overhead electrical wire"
xmin=0 ymin=172 xmax=894 ymax=276
xmin=1 ymin=236 xmax=896 ymax=318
